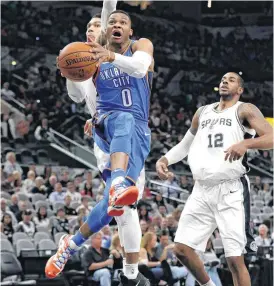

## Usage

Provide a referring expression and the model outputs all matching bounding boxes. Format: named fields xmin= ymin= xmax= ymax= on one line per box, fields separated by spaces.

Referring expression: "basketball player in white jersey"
xmin=64 ymin=1 xmax=147 ymax=284
xmin=156 ymin=72 xmax=273 ymax=286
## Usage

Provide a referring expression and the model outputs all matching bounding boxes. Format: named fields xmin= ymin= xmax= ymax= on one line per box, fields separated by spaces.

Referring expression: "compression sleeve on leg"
xmin=86 ymin=177 xmax=113 ymax=232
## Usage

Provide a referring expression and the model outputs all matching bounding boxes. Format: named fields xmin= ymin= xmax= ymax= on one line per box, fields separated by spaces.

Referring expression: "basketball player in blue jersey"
xmin=46 ymin=10 xmax=152 ymax=286
xmin=89 ymin=10 xmax=153 ymax=217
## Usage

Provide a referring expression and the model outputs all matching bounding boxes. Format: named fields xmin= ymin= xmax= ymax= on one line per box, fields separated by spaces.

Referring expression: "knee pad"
xmin=115 ymin=215 xmax=124 ymax=248
xmin=114 ymin=112 xmax=135 ymax=138
xmin=115 ymin=207 xmax=141 ymax=253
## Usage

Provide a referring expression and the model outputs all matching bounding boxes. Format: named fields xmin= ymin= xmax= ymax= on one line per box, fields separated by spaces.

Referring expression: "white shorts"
xmin=174 ymin=175 xmax=257 ymax=257
xmin=94 ymin=142 xmax=145 ymax=199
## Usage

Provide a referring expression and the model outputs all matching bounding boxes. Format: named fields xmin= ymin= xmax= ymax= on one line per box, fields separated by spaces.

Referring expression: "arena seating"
xmin=1 ymin=1 xmax=273 ymax=286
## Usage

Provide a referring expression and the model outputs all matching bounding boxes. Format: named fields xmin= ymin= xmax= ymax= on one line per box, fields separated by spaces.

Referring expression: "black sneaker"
xmin=118 ymin=271 xmax=150 ymax=286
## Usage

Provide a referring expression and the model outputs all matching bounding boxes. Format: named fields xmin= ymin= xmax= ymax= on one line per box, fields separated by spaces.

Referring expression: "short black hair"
xmin=92 ymin=13 xmax=101 ymax=19
xmin=237 ymin=74 xmax=244 ymax=88
xmin=87 ymin=13 xmax=101 ymax=29
xmin=231 ymin=72 xmax=244 ymax=88
xmin=160 ymin=230 xmax=169 ymax=237
xmin=109 ymin=10 xmax=131 ymax=22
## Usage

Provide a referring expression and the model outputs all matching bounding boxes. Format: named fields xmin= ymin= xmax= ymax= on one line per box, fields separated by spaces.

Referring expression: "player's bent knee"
xmin=174 ymin=243 xmax=193 ymax=260
xmin=119 ymin=207 xmax=141 ymax=253
xmin=114 ymin=112 xmax=135 ymax=137
xmin=101 ymin=268 xmax=111 ymax=277
xmin=226 ymin=256 xmax=246 ymax=273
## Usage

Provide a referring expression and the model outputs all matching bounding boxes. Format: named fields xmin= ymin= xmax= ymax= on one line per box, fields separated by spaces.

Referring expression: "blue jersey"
xmin=94 ymin=41 xmax=153 ymax=122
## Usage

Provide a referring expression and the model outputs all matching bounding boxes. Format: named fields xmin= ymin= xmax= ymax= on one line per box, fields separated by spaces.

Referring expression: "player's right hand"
xmin=56 ymin=56 xmax=65 ymax=77
xmin=84 ymin=119 xmax=93 ymax=137
xmin=156 ymin=157 xmax=174 ymax=180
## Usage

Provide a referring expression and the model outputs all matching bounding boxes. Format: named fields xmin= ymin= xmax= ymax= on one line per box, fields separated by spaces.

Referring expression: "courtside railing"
xmin=48 ymin=128 xmax=98 ymax=170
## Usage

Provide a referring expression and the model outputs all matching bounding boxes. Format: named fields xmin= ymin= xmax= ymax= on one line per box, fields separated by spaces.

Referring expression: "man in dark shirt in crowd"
xmin=9 ymin=194 xmax=20 ymax=217
xmin=154 ymin=230 xmax=171 ymax=261
xmin=64 ymin=195 xmax=77 ymax=216
xmin=82 ymin=232 xmax=113 ymax=286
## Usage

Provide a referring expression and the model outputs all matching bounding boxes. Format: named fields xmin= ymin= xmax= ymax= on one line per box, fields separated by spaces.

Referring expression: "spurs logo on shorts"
xmin=250 ymin=241 xmax=258 ymax=252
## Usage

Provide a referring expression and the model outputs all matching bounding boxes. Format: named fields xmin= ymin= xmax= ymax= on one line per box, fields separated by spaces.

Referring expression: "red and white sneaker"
xmin=108 ymin=182 xmax=139 ymax=216
xmin=45 ymin=234 xmax=77 ymax=279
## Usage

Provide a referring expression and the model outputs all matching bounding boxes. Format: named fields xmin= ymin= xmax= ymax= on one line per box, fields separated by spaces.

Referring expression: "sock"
xmin=71 ymin=231 xmax=88 ymax=247
xmin=122 ymin=257 xmax=126 ymax=273
xmin=124 ymin=263 xmax=139 ymax=280
xmin=200 ymin=279 xmax=216 ymax=286
xmin=111 ymin=168 xmax=126 ymax=186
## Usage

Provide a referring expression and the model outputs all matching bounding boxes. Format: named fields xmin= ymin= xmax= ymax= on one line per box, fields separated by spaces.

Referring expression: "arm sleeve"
xmin=66 ymin=80 xmax=85 ymax=103
xmin=112 ymin=51 xmax=152 ymax=78
xmin=165 ymin=129 xmax=195 ymax=165
xmin=8 ymin=119 xmax=17 ymax=139
xmin=34 ymin=126 xmax=42 ymax=141
xmin=66 ymin=78 xmax=97 ymax=116
xmin=101 ymin=0 xmax=117 ymax=31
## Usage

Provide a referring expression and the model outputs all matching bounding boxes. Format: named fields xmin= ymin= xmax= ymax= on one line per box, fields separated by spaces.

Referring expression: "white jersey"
xmin=188 ymin=101 xmax=255 ymax=183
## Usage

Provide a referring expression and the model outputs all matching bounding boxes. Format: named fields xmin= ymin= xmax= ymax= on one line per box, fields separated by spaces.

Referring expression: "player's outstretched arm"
xmin=156 ymin=107 xmax=203 ymax=180
xmin=87 ymin=38 xmax=153 ymax=78
xmin=101 ymin=0 xmax=118 ymax=31
xmin=66 ymin=0 xmax=117 ymax=103
xmin=225 ymin=103 xmax=273 ymax=162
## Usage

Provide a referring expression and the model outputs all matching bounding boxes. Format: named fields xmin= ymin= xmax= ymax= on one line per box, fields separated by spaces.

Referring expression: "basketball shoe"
xmin=118 ymin=271 xmax=151 ymax=286
xmin=108 ymin=181 xmax=139 ymax=216
xmin=45 ymin=234 xmax=78 ymax=279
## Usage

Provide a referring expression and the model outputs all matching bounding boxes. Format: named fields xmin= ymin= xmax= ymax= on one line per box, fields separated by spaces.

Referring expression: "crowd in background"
xmin=1 ymin=1 xmax=273 ymax=170
xmin=1 ymin=156 xmax=273 ymax=285
xmin=1 ymin=2 xmax=273 ymax=285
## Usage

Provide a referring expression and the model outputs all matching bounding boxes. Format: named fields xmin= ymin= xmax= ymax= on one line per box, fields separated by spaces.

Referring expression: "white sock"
xmin=124 ymin=263 xmax=139 ymax=280
xmin=122 ymin=258 xmax=126 ymax=273
xmin=111 ymin=176 xmax=124 ymax=187
xmin=201 ymin=279 xmax=216 ymax=286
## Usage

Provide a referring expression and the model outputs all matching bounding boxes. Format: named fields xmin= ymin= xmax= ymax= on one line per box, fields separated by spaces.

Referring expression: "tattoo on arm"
xmin=238 ymin=103 xmax=273 ymax=136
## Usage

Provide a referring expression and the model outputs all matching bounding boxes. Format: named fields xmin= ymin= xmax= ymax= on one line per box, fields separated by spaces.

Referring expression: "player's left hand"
xmin=84 ymin=119 xmax=93 ymax=137
xmin=224 ymin=141 xmax=247 ymax=163
xmin=85 ymin=42 xmax=115 ymax=67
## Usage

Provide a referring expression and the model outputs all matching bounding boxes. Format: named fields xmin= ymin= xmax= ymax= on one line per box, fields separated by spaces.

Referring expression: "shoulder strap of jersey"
xmin=130 ymin=40 xmax=136 ymax=54
xmin=198 ymin=104 xmax=208 ymax=124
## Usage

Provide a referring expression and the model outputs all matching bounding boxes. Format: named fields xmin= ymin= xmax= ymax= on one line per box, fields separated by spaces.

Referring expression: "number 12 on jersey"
xmin=208 ymin=133 xmax=223 ymax=148
xmin=121 ymin=89 xmax=132 ymax=107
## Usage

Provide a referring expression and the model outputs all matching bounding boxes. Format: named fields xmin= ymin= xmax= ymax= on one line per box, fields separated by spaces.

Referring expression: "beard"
xmin=219 ymin=92 xmax=233 ymax=101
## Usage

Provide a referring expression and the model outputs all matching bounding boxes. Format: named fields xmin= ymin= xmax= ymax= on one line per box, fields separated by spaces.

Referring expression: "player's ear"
xmin=238 ymin=86 xmax=244 ymax=95
xmin=129 ymin=29 xmax=133 ymax=37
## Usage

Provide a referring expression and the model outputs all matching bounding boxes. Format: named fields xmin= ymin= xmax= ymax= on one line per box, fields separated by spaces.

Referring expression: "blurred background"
xmin=0 ymin=1 xmax=273 ymax=286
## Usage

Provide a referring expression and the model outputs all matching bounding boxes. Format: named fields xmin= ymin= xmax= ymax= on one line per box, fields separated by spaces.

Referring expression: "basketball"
xmin=57 ymin=42 xmax=98 ymax=82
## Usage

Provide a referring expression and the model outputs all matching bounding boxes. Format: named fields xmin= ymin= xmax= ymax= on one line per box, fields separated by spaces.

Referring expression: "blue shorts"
xmin=93 ymin=111 xmax=151 ymax=184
